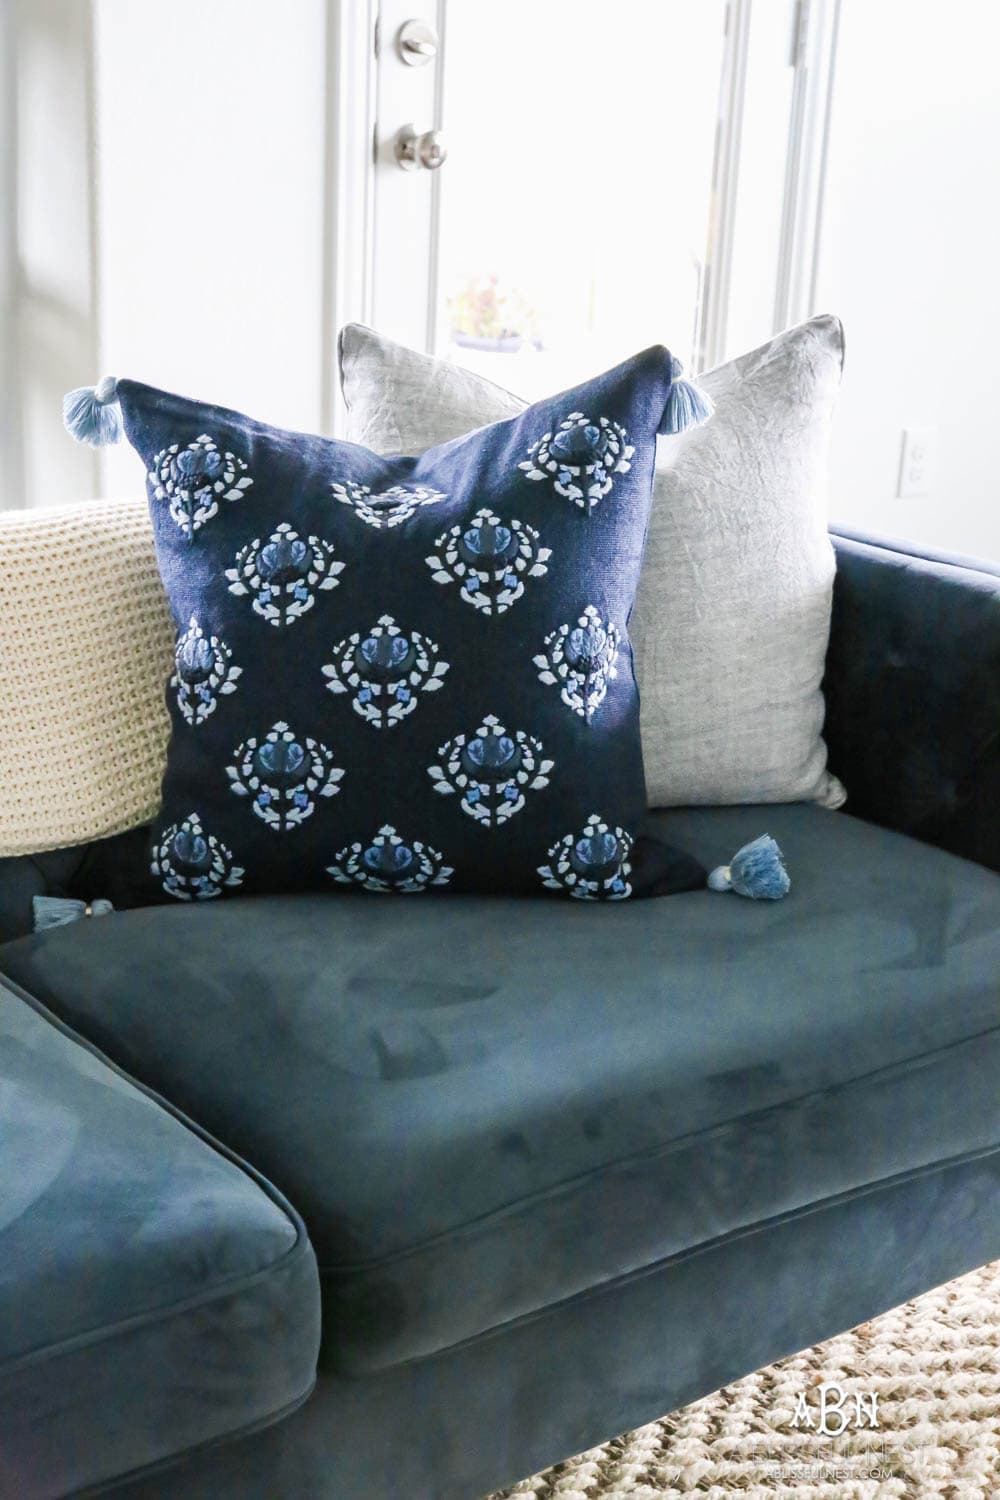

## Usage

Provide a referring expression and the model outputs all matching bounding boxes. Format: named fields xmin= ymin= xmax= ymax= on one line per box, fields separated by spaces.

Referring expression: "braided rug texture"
xmin=489 ymin=1260 xmax=1000 ymax=1499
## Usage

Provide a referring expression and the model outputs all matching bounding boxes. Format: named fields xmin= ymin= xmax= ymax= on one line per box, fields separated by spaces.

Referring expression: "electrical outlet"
xmin=897 ymin=426 xmax=938 ymax=498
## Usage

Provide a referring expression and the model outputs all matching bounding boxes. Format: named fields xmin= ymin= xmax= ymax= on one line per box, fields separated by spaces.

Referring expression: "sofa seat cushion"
xmin=2 ymin=804 xmax=998 ymax=1378
xmin=0 ymin=981 xmax=320 ymax=1499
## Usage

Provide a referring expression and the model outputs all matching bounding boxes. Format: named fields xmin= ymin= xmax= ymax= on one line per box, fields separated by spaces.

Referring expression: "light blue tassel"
xmin=707 ymin=835 xmax=790 ymax=900
xmin=33 ymin=896 xmax=114 ymax=932
xmin=62 ymin=376 xmax=122 ymax=447
xmin=658 ymin=355 xmax=714 ymax=435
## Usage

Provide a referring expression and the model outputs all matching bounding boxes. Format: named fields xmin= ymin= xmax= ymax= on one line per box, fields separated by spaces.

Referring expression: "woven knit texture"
xmin=0 ymin=500 xmax=173 ymax=855
xmin=488 ymin=1260 xmax=1000 ymax=1499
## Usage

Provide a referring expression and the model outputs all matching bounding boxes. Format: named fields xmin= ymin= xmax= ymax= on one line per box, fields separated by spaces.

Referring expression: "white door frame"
xmin=0 ymin=0 xmax=23 ymax=505
xmin=704 ymin=0 xmax=842 ymax=370
xmin=699 ymin=0 xmax=753 ymax=372
xmin=324 ymin=0 xmax=378 ymax=435
xmin=773 ymin=0 xmax=842 ymax=332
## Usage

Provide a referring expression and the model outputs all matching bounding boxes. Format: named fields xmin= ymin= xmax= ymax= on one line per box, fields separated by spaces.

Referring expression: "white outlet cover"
xmin=898 ymin=426 xmax=938 ymax=498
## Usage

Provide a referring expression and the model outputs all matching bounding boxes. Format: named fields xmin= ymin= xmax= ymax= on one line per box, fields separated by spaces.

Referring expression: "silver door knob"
xmin=394 ymin=124 xmax=448 ymax=172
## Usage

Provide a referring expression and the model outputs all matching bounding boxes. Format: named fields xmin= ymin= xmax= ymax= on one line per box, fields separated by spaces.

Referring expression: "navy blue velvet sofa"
xmin=1 ymin=527 xmax=998 ymax=1499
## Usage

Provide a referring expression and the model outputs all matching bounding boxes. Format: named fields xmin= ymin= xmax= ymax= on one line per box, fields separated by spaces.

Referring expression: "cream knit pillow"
xmin=0 ymin=500 xmax=172 ymax=856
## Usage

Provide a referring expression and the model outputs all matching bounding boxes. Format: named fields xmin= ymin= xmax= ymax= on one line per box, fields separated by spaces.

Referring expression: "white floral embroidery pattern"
xmin=170 ymin=616 xmax=241 ymax=727
xmin=428 ymin=715 xmax=554 ymax=828
xmin=425 ymin=508 xmax=551 ymax=615
xmin=519 ymin=412 xmax=634 ymax=511
xmin=226 ymin=523 xmax=344 ymax=626
xmin=148 ymin=435 xmax=253 ymax=536
xmin=322 ymin=614 xmax=449 ymax=729
xmin=534 ymin=606 xmax=620 ymax=721
xmin=332 ymin=481 xmax=446 ymax=529
xmin=152 ymin=813 xmax=244 ymax=901
xmin=538 ymin=814 xmax=633 ymax=900
xmin=226 ymin=721 xmax=343 ymax=831
xmin=328 ymin=824 xmax=453 ymax=893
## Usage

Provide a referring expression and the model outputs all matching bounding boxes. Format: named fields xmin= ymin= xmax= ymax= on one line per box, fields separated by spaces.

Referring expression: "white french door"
xmin=336 ymin=0 xmax=840 ymax=420
xmin=1 ymin=0 xmax=840 ymax=504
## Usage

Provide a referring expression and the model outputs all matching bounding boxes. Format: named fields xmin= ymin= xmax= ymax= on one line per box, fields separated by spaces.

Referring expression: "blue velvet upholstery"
xmin=826 ymin=527 xmax=1000 ymax=873
xmin=70 ymin=1146 xmax=1000 ymax=1500
xmin=3 ymin=803 xmax=998 ymax=1382
xmin=0 ymin=978 xmax=321 ymax=1498
xmin=2 ymin=526 xmax=999 ymax=1498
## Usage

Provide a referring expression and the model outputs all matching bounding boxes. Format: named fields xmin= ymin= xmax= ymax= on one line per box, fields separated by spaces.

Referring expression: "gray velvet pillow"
xmin=340 ymin=317 xmax=846 ymax=811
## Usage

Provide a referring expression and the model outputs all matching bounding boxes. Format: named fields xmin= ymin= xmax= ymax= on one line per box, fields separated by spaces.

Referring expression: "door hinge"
xmin=373 ymin=14 xmax=381 ymax=58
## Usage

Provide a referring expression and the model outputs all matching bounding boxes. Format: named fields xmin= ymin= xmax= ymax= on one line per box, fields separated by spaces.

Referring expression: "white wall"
xmin=7 ymin=0 xmax=101 ymax=509
xmin=815 ymin=0 xmax=1000 ymax=561
xmin=6 ymin=0 xmax=331 ymax=509
xmin=86 ymin=0 xmax=329 ymax=501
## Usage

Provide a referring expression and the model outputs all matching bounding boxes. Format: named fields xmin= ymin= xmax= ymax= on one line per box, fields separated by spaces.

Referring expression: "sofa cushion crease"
xmin=314 ymin=1031 xmax=1000 ymax=1281
xmin=2 ymin=1231 xmax=316 ymax=1377
xmin=76 ymin=1384 xmax=318 ymax=1500
xmin=366 ymin=1136 xmax=1000 ymax=1374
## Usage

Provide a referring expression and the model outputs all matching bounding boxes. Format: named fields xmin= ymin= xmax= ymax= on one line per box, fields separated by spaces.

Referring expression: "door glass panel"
xmin=434 ymin=0 xmax=728 ymax=398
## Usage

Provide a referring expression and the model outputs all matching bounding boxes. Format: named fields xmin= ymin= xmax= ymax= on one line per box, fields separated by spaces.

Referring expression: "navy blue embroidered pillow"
xmin=68 ymin=347 xmax=712 ymax=903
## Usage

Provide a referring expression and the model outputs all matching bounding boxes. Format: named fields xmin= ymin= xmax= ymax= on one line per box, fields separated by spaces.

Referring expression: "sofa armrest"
xmin=0 ymin=977 xmax=320 ymax=1497
xmin=824 ymin=526 xmax=1000 ymax=874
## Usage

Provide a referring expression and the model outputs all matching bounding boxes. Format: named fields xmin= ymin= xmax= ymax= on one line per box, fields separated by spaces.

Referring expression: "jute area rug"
xmin=488 ymin=1260 xmax=1000 ymax=1499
